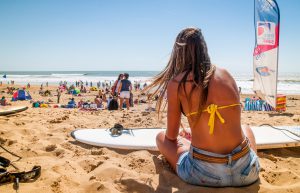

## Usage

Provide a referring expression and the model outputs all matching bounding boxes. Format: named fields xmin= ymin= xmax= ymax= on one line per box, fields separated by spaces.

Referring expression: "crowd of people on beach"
xmin=0 ymin=72 xmax=149 ymax=111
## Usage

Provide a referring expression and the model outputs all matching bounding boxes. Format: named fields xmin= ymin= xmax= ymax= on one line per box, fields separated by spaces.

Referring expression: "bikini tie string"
xmin=206 ymin=104 xmax=225 ymax=135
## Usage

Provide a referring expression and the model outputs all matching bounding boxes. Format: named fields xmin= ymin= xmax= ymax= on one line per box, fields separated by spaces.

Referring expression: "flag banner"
xmin=253 ymin=0 xmax=280 ymax=108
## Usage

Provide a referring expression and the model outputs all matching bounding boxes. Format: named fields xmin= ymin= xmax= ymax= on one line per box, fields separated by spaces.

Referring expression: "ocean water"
xmin=1 ymin=71 xmax=300 ymax=94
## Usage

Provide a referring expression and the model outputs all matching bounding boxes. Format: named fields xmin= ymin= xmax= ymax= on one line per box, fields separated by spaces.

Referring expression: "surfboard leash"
xmin=0 ymin=144 xmax=41 ymax=192
xmin=0 ymin=144 xmax=22 ymax=169
xmin=259 ymin=124 xmax=300 ymax=142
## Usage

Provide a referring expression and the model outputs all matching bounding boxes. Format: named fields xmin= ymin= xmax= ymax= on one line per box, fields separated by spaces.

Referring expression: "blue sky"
xmin=0 ymin=0 xmax=299 ymax=73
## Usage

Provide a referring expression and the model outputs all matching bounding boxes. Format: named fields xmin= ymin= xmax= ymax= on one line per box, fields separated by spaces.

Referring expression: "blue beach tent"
xmin=12 ymin=90 xmax=32 ymax=101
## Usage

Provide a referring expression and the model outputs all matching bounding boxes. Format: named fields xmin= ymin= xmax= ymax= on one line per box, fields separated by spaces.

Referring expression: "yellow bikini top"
xmin=185 ymin=103 xmax=241 ymax=135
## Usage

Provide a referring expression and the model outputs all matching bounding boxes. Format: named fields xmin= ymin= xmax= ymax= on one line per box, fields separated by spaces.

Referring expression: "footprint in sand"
xmin=55 ymin=149 xmax=65 ymax=157
xmin=262 ymin=170 xmax=299 ymax=186
xmin=14 ymin=121 xmax=26 ymax=126
xmin=45 ymin=144 xmax=57 ymax=152
xmin=79 ymin=159 xmax=104 ymax=173
xmin=293 ymin=117 xmax=300 ymax=122
xmin=134 ymin=118 xmax=142 ymax=123
xmin=49 ymin=115 xmax=69 ymax=124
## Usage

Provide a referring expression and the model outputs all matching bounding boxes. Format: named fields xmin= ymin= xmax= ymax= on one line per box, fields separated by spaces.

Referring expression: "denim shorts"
xmin=176 ymin=142 xmax=260 ymax=187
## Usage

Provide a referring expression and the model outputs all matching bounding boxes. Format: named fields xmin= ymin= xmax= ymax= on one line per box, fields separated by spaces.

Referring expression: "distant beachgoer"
xmin=143 ymin=27 xmax=259 ymax=187
xmin=118 ymin=73 xmax=132 ymax=110
xmin=137 ymin=83 xmax=141 ymax=91
xmin=56 ymin=89 xmax=61 ymax=104
xmin=69 ymin=85 xmax=75 ymax=90
xmin=0 ymin=96 xmax=11 ymax=106
xmin=95 ymin=95 xmax=103 ymax=108
xmin=98 ymin=89 xmax=103 ymax=97
xmin=102 ymin=93 xmax=107 ymax=102
xmin=78 ymin=99 xmax=84 ymax=108
xmin=238 ymin=87 xmax=242 ymax=94
xmin=128 ymin=92 xmax=133 ymax=107
xmin=143 ymin=82 xmax=147 ymax=88
xmin=44 ymin=90 xmax=51 ymax=96
xmin=27 ymin=83 xmax=31 ymax=88
xmin=46 ymin=82 xmax=48 ymax=87
xmin=112 ymin=74 xmax=123 ymax=96
xmin=68 ymin=98 xmax=76 ymax=105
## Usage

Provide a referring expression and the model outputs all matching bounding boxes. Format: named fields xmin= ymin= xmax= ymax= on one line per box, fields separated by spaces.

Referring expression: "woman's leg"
xmin=119 ymin=98 xmax=124 ymax=110
xmin=242 ymin=124 xmax=257 ymax=154
xmin=125 ymin=98 xmax=130 ymax=110
xmin=156 ymin=131 xmax=190 ymax=171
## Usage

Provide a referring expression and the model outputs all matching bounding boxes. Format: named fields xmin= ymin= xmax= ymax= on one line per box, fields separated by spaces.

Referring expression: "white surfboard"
xmin=71 ymin=126 xmax=300 ymax=150
xmin=0 ymin=106 xmax=28 ymax=116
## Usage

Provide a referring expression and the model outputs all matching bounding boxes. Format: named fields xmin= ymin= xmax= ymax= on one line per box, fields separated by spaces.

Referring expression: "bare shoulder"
xmin=212 ymin=66 xmax=239 ymax=94
xmin=213 ymin=66 xmax=234 ymax=81
xmin=167 ymin=77 xmax=179 ymax=92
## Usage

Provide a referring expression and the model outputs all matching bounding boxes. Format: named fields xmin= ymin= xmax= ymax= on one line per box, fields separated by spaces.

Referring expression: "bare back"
xmin=167 ymin=67 xmax=244 ymax=154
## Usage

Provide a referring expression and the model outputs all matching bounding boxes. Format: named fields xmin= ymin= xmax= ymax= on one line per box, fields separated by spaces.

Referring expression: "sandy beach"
xmin=0 ymin=84 xmax=299 ymax=193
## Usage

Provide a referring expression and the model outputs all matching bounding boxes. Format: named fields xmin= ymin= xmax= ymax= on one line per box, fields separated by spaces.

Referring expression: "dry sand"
xmin=0 ymin=85 xmax=299 ymax=193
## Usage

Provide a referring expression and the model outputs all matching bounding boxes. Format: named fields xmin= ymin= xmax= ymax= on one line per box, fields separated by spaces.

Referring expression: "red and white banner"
xmin=253 ymin=0 xmax=280 ymax=108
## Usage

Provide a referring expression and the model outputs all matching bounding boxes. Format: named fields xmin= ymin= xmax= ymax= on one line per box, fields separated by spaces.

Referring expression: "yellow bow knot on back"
xmin=205 ymin=104 xmax=225 ymax=135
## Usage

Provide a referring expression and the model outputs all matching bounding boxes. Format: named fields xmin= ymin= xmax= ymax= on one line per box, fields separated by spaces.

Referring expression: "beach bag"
xmin=33 ymin=102 xmax=40 ymax=108
xmin=40 ymin=104 xmax=48 ymax=108
xmin=108 ymin=99 xmax=118 ymax=110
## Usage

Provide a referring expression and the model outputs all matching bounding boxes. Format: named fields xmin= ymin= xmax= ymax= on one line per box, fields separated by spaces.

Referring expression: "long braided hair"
xmin=143 ymin=27 xmax=215 ymax=119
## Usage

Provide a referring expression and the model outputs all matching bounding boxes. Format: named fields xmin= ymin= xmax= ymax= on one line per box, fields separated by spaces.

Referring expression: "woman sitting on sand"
xmin=94 ymin=95 xmax=103 ymax=108
xmin=144 ymin=27 xmax=260 ymax=187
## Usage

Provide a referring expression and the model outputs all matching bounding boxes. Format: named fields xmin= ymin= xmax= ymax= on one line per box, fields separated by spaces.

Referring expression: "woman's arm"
xmin=166 ymin=81 xmax=181 ymax=141
xmin=118 ymin=82 xmax=123 ymax=94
